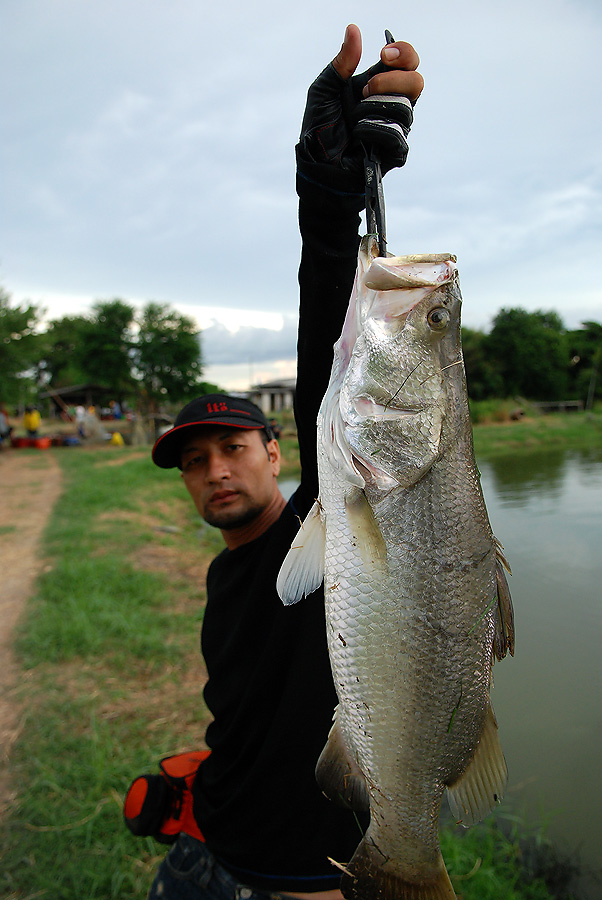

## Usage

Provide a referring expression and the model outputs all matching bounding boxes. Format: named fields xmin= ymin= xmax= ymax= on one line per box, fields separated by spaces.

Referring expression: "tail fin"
xmin=340 ymin=837 xmax=456 ymax=900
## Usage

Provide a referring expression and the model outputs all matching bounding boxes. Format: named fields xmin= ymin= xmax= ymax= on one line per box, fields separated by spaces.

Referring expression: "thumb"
xmin=332 ymin=23 xmax=362 ymax=80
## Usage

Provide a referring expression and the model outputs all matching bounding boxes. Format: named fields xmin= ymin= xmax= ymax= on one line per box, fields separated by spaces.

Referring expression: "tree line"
xmin=462 ymin=309 xmax=601 ymax=404
xmin=1 ymin=287 xmax=601 ymax=411
xmin=0 ymin=289 xmax=217 ymax=412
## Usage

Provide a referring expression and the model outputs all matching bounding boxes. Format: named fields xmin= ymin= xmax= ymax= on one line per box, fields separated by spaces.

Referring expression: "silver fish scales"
xmin=278 ymin=236 xmax=514 ymax=900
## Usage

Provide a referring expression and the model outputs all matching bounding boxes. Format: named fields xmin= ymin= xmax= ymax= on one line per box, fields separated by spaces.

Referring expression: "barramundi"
xmin=277 ymin=236 xmax=514 ymax=900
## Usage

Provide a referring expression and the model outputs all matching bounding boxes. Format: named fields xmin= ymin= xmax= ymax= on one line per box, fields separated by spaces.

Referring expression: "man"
xmin=0 ymin=404 xmax=12 ymax=446
xmin=147 ymin=24 xmax=423 ymax=900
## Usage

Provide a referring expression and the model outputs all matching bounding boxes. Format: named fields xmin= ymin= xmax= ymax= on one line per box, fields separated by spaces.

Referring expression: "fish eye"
xmin=427 ymin=307 xmax=450 ymax=331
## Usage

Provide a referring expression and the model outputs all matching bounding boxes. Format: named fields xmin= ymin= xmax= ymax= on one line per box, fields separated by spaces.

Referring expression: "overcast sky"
xmin=3 ymin=0 xmax=601 ymax=389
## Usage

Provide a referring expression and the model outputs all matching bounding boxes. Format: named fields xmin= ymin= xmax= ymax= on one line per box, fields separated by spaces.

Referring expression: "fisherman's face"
xmin=180 ymin=426 xmax=281 ymax=530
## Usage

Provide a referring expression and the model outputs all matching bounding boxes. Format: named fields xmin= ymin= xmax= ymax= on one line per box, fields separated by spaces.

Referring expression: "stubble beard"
xmin=202 ymin=497 xmax=266 ymax=531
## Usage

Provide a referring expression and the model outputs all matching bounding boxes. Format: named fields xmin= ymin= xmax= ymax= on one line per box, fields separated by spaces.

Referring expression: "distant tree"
xmin=461 ymin=326 xmax=504 ymax=400
xmin=40 ymin=299 xmax=135 ymax=395
xmin=195 ymin=381 xmax=222 ymax=396
xmin=83 ymin=299 xmax=135 ymax=392
xmin=134 ymin=302 xmax=204 ymax=411
xmin=39 ymin=298 xmax=206 ymax=409
xmin=485 ymin=308 xmax=569 ymax=399
xmin=0 ymin=288 xmax=42 ymax=405
xmin=38 ymin=314 xmax=94 ymax=387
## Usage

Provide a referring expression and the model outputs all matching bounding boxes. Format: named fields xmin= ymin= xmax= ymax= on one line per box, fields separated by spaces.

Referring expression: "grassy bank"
xmin=472 ymin=407 xmax=602 ymax=458
xmin=1 ymin=446 xmax=220 ymax=899
xmin=276 ymin=403 xmax=602 ymax=466
xmin=1 ymin=433 xmax=586 ymax=899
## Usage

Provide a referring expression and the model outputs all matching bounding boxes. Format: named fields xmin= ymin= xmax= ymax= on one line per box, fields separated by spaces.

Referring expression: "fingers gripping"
xmin=352 ymin=94 xmax=414 ymax=173
xmin=297 ymin=25 xmax=422 ymax=180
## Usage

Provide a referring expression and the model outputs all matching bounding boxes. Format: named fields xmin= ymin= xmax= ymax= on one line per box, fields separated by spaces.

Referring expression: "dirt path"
xmin=0 ymin=448 xmax=63 ymax=815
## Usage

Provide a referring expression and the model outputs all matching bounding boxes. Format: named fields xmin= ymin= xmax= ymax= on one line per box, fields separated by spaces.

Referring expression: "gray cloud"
xmin=2 ymin=0 xmax=601 ymax=340
xmin=201 ymin=317 xmax=298 ymax=366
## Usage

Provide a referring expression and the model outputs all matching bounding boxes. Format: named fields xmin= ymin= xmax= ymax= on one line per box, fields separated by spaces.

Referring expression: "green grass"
xmin=472 ymin=409 xmax=602 ymax=458
xmin=5 ymin=692 xmax=159 ymax=899
xmin=2 ymin=445 xmax=214 ymax=899
xmin=17 ymin=558 xmax=174 ymax=666
xmin=1 ymin=438 xmax=586 ymax=899
xmin=14 ymin=448 xmax=204 ymax=669
xmin=441 ymin=817 xmax=577 ymax=899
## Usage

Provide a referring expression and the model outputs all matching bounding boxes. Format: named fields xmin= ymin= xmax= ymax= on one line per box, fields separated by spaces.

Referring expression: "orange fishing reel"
xmin=124 ymin=750 xmax=210 ymax=844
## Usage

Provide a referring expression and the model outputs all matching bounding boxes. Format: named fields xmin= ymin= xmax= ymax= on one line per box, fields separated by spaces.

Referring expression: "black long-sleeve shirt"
xmin=191 ymin=156 xmax=366 ymax=892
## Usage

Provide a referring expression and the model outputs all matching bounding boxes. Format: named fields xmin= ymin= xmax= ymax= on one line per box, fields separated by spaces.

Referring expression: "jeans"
xmin=147 ymin=835 xmax=284 ymax=900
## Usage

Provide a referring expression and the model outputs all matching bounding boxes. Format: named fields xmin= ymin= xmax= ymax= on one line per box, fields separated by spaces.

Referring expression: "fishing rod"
xmin=363 ymin=29 xmax=395 ymax=258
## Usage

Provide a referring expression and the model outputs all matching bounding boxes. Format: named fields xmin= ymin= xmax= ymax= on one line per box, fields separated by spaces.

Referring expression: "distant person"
xmin=75 ymin=405 xmax=86 ymax=438
xmin=84 ymin=406 xmax=105 ymax=441
xmin=268 ymin=417 xmax=281 ymax=439
xmin=0 ymin=404 xmax=12 ymax=446
xmin=23 ymin=406 xmax=41 ymax=437
xmin=110 ymin=400 xmax=123 ymax=419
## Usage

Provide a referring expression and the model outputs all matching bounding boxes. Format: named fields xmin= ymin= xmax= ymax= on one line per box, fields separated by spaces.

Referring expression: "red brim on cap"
xmin=152 ymin=419 xmax=264 ymax=469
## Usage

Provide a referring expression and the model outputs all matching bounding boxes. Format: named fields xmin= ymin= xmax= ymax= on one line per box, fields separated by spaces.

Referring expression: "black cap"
xmin=152 ymin=393 xmax=273 ymax=469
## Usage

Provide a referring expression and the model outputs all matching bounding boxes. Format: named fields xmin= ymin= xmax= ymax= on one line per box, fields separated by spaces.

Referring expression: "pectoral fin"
xmin=276 ymin=501 xmax=325 ymax=605
xmin=315 ymin=709 xmax=370 ymax=812
xmin=344 ymin=488 xmax=387 ymax=575
xmin=446 ymin=704 xmax=508 ymax=826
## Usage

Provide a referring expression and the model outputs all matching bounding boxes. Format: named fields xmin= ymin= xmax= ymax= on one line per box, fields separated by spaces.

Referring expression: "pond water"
xmin=280 ymin=446 xmax=602 ymax=894
xmin=478 ymin=448 xmax=602 ymax=895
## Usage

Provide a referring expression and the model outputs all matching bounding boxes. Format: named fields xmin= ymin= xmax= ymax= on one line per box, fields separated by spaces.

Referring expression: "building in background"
xmin=247 ymin=378 xmax=295 ymax=414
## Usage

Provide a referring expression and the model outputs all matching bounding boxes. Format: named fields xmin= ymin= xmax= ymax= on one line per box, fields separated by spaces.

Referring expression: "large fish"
xmin=277 ymin=236 xmax=514 ymax=900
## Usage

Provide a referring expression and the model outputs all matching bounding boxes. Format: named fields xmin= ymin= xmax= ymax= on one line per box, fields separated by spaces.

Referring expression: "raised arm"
xmin=294 ymin=24 xmax=423 ymax=505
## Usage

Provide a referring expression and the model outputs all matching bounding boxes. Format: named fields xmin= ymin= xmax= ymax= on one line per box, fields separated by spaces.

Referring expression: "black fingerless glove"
xmin=297 ymin=57 xmax=414 ymax=198
xmin=350 ymin=93 xmax=413 ymax=173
